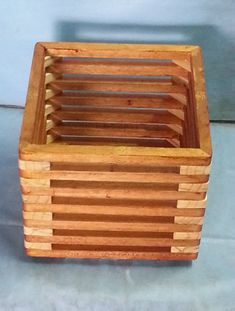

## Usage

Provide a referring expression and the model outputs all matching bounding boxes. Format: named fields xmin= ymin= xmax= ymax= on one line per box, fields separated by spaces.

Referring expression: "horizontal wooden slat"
xmin=24 ymin=219 xmax=201 ymax=232
xmin=45 ymin=73 xmax=61 ymax=84
xmin=52 ymin=136 xmax=178 ymax=148
xmin=22 ymin=195 xmax=52 ymax=204
xmin=174 ymin=216 xmax=203 ymax=225
xmin=26 ymin=180 xmax=178 ymax=190
xmin=25 ymin=235 xmax=200 ymax=247
xmin=47 ymin=59 xmax=188 ymax=78
xmin=23 ymin=203 xmax=205 ymax=217
xmin=24 ymin=227 xmax=53 ymax=236
xmin=44 ymin=56 xmax=59 ymax=68
xmin=58 ymin=75 xmax=174 ymax=82
xmin=51 ymin=124 xmax=179 ymax=139
xmin=50 ymin=110 xmax=183 ymax=125
xmin=43 ymin=42 xmax=192 ymax=59
xmin=49 ymin=105 xmax=185 ymax=121
xmin=45 ymin=88 xmax=60 ymax=100
xmin=177 ymin=199 xmax=206 ymax=209
xmin=180 ymin=165 xmax=211 ymax=175
xmin=22 ymin=185 xmax=206 ymax=200
xmin=52 ymin=228 xmax=173 ymax=238
xmin=20 ymin=171 xmax=208 ymax=184
xmin=53 ymin=121 xmax=183 ymax=137
xmin=30 ymin=212 xmax=174 ymax=223
xmin=26 ymin=248 xmax=197 ymax=260
xmin=25 ymin=241 xmax=51 ymax=250
xmin=19 ymin=160 xmax=50 ymax=171
xmin=55 ymin=120 xmax=183 ymax=135
xmin=50 ymin=79 xmax=186 ymax=94
xmin=23 ymin=211 xmax=52 ymax=220
xmin=37 ymin=244 xmax=172 ymax=252
xmin=173 ymin=232 xmax=201 ymax=240
xmin=50 ymin=162 xmax=179 ymax=173
xmin=49 ymin=94 xmax=185 ymax=109
xmin=45 ymin=104 xmax=60 ymax=116
xmin=20 ymin=177 xmax=50 ymax=187
xmin=178 ymin=182 xmax=208 ymax=192
xmin=20 ymin=143 xmax=211 ymax=166
xmin=171 ymin=246 xmax=199 ymax=253
xmin=50 ymin=108 xmax=184 ymax=122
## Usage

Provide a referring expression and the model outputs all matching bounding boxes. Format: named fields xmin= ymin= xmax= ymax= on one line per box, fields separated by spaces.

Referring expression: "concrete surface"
xmin=0 ymin=107 xmax=234 ymax=310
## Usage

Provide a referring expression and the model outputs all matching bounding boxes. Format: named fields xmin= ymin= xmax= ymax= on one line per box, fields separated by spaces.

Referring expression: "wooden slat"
xmin=20 ymin=177 xmax=50 ymax=187
xmin=49 ymin=94 xmax=185 ymax=109
xmin=20 ymin=171 xmax=208 ymax=184
xmin=44 ymin=56 xmax=59 ymax=68
xmin=172 ymin=59 xmax=191 ymax=72
xmin=52 ymin=228 xmax=173 ymax=238
xmin=47 ymin=59 xmax=188 ymax=78
xmin=23 ymin=211 xmax=52 ymax=221
xmin=23 ymin=203 xmax=205 ymax=217
xmin=45 ymin=104 xmax=60 ymax=116
xmin=43 ymin=42 xmax=192 ymax=59
xmin=25 ymin=235 xmax=199 ymax=247
xmin=51 ymin=124 xmax=179 ymax=139
xmin=22 ymin=186 xmax=206 ymax=201
xmin=25 ymin=180 xmax=178 ymax=191
xmin=177 ymin=199 xmax=206 ymax=209
xmin=51 ymin=137 xmax=177 ymax=148
xmin=24 ymin=227 xmax=52 ymax=236
xmin=45 ymin=88 xmax=60 ymax=100
xmin=54 ymin=121 xmax=183 ymax=137
xmin=24 ymin=219 xmax=201 ymax=232
xmin=180 ymin=165 xmax=210 ymax=175
xmin=20 ymin=143 xmax=211 ymax=166
xmin=178 ymin=182 xmax=208 ymax=192
xmin=22 ymin=195 xmax=52 ymax=204
xmin=46 ymin=134 xmax=56 ymax=144
xmin=49 ymin=110 xmax=183 ymax=125
xmin=45 ymin=73 xmax=61 ymax=84
xmin=171 ymin=246 xmax=199 ymax=253
xmin=19 ymin=160 xmax=50 ymax=171
xmin=25 ymin=241 xmax=51 ymax=250
xmin=49 ymin=162 xmax=179 ymax=173
xmin=51 ymin=120 xmax=183 ymax=135
xmin=26 ymin=248 xmax=197 ymax=260
xmin=174 ymin=216 xmax=203 ymax=225
xmin=50 ymin=79 xmax=186 ymax=93
xmin=173 ymin=232 xmax=201 ymax=240
xmin=49 ymin=105 xmax=185 ymax=121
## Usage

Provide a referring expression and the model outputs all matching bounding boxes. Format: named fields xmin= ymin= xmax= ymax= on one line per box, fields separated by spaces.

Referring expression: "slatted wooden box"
xmin=19 ymin=42 xmax=212 ymax=260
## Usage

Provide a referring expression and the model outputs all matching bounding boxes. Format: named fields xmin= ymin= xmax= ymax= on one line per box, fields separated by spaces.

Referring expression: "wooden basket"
xmin=19 ymin=42 xmax=212 ymax=260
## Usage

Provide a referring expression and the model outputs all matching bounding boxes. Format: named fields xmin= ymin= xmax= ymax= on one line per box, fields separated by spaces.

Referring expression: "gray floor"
xmin=0 ymin=107 xmax=234 ymax=310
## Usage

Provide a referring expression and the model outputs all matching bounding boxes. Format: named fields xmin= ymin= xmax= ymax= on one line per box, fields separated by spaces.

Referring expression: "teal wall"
xmin=0 ymin=0 xmax=234 ymax=120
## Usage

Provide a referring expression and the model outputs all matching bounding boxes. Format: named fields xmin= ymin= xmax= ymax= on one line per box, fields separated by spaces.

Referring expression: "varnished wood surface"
xmin=19 ymin=42 xmax=211 ymax=260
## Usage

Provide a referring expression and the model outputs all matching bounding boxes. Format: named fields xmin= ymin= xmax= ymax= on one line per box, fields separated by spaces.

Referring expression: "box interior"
xmin=42 ymin=53 xmax=199 ymax=149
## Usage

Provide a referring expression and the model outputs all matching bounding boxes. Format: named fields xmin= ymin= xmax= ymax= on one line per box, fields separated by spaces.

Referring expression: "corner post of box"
xmin=19 ymin=157 xmax=53 ymax=253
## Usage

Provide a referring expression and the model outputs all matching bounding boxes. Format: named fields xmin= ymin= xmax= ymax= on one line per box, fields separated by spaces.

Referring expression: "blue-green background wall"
xmin=0 ymin=0 xmax=234 ymax=120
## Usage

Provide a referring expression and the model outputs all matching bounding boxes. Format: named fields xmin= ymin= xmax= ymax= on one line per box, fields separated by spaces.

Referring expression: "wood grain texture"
xmin=24 ymin=227 xmax=52 ymax=236
xmin=25 ymin=241 xmax=52 ymax=250
xmin=19 ymin=160 xmax=50 ymax=171
xmin=25 ymin=249 xmax=198 ymax=260
xmin=171 ymin=246 xmax=199 ymax=253
xmin=25 ymin=235 xmax=200 ymax=247
xmin=19 ymin=43 xmax=212 ymax=260
xmin=23 ymin=204 xmax=205 ymax=217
